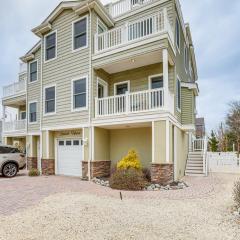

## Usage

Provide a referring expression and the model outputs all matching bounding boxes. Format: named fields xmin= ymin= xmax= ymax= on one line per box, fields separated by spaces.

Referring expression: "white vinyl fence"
xmin=207 ymin=152 xmax=240 ymax=173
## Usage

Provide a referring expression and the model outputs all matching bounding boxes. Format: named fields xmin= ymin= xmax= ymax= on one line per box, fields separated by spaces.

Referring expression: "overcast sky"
xmin=0 ymin=0 xmax=239 ymax=132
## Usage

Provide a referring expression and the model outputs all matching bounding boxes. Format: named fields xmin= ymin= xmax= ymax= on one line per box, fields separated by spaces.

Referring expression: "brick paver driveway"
xmin=0 ymin=171 xmax=240 ymax=240
xmin=0 ymin=170 xmax=231 ymax=216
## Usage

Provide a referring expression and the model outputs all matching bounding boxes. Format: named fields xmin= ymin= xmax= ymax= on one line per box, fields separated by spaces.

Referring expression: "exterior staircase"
xmin=185 ymin=137 xmax=208 ymax=176
xmin=185 ymin=152 xmax=205 ymax=176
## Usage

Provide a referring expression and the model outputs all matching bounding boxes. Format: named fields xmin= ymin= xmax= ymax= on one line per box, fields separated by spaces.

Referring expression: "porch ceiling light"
xmin=131 ymin=59 xmax=135 ymax=63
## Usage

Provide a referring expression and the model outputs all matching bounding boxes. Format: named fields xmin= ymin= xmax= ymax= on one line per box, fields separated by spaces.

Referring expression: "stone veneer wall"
xmin=41 ymin=159 xmax=55 ymax=175
xmin=82 ymin=161 xmax=111 ymax=179
xmin=151 ymin=163 xmax=174 ymax=185
xmin=27 ymin=157 xmax=37 ymax=170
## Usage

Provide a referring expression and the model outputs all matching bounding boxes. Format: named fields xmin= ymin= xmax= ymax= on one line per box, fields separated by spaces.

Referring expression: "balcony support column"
xmin=163 ymin=48 xmax=169 ymax=110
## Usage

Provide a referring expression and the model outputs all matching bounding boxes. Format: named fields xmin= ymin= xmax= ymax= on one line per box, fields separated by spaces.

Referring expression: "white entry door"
xmin=57 ymin=139 xmax=83 ymax=177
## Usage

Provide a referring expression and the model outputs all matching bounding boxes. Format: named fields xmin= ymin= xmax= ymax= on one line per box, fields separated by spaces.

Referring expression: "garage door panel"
xmin=57 ymin=139 xmax=83 ymax=177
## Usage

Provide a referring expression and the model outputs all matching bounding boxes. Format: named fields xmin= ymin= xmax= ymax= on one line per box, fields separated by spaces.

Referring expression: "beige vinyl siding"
xmin=181 ymin=87 xmax=195 ymax=125
xmin=110 ymin=127 xmax=152 ymax=168
xmin=109 ymin=63 xmax=163 ymax=95
xmin=27 ymin=48 xmax=41 ymax=132
xmin=41 ymin=9 xmax=90 ymax=128
xmin=94 ymin=127 xmax=110 ymax=161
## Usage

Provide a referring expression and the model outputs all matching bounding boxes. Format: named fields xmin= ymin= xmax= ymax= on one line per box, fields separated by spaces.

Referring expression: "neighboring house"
xmin=1 ymin=0 xmax=199 ymax=184
xmin=195 ymin=117 xmax=205 ymax=139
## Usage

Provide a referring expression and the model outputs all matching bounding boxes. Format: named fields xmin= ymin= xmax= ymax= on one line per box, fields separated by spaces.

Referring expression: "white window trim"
xmin=71 ymin=75 xmax=88 ymax=112
xmin=28 ymin=100 xmax=38 ymax=125
xmin=19 ymin=111 xmax=27 ymax=120
xmin=176 ymin=76 xmax=181 ymax=112
xmin=176 ymin=18 xmax=180 ymax=54
xmin=44 ymin=30 xmax=58 ymax=63
xmin=114 ymin=80 xmax=130 ymax=95
xmin=72 ymin=15 xmax=89 ymax=53
xmin=43 ymin=84 xmax=57 ymax=116
xmin=97 ymin=17 xmax=107 ymax=34
xmin=19 ymin=111 xmax=26 ymax=120
xmin=97 ymin=78 xmax=108 ymax=98
xmin=28 ymin=59 xmax=38 ymax=84
xmin=148 ymin=74 xmax=164 ymax=90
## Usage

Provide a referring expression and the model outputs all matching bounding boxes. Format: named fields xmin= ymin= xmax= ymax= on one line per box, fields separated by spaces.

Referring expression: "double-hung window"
xmin=176 ymin=78 xmax=181 ymax=111
xmin=176 ymin=18 xmax=180 ymax=51
xmin=73 ymin=17 xmax=87 ymax=50
xmin=45 ymin=86 xmax=56 ymax=114
xmin=45 ymin=32 xmax=56 ymax=61
xmin=29 ymin=102 xmax=37 ymax=123
xmin=73 ymin=77 xmax=87 ymax=110
xmin=30 ymin=61 xmax=37 ymax=82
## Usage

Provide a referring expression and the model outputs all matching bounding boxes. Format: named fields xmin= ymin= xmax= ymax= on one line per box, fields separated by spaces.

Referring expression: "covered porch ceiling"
xmin=96 ymin=50 xmax=174 ymax=74
xmin=96 ymin=122 xmax=152 ymax=130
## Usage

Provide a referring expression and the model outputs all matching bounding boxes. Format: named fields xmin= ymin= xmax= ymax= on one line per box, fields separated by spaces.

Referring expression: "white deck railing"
xmin=192 ymin=138 xmax=205 ymax=151
xmin=95 ymin=88 xmax=164 ymax=117
xmin=3 ymin=120 xmax=26 ymax=133
xmin=3 ymin=79 xmax=26 ymax=98
xmin=109 ymin=0 xmax=153 ymax=18
xmin=95 ymin=9 xmax=174 ymax=53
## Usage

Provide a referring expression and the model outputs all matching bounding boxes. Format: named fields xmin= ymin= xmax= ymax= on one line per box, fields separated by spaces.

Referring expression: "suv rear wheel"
xmin=2 ymin=163 xmax=18 ymax=178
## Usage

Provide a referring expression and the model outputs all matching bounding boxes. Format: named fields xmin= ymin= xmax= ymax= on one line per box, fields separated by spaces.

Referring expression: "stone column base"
xmin=41 ymin=159 xmax=55 ymax=175
xmin=151 ymin=163 xmax=174 ymax=185
xmin=82 ymin=161 xmax=111 ymax=179
xmin=27 ymin=157 xmax=37 ymax=170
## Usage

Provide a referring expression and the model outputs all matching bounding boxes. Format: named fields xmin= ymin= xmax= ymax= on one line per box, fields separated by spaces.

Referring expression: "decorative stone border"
xmin=92 ymin=177 xmax=188 ymax=191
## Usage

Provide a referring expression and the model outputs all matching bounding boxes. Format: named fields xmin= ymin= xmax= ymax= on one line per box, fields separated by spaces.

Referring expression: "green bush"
xmin=233 ymin=179 xmax=240 ymax=207
xmin=110 ymin=168 xmax=147 ymax=191
xmin=28 ymin=168 xmax=40 ymax=177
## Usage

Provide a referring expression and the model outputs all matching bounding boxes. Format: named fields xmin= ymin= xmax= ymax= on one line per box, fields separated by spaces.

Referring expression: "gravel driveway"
xmin=0 ymin=173 xmax=239 ymax=240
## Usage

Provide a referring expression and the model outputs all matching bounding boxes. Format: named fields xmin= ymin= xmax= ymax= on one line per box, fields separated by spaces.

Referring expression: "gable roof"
xmin=32 ymin=0 xmax=114 ymax=37
xmin=20 ymin=41 xmax=41 ymax=63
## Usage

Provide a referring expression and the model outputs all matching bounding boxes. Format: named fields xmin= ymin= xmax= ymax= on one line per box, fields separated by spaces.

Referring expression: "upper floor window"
xmin=29 ymin=61 xmax=38 ymax=82
xmin=29 ymin=102 xmax=37 ymax=123
xmin=176 ymin=78 xmax=181 ymax=111
xmin=73 ymin=17 xmax=87 ymax=51
xmin=44 ymin=86 xmax=56 ymax=114
xmin=72 ymin=77 xmax=87 ymax=110
xmin=176 ymin=18 xmax=180 ymax=51
xmin=20 ymin=111 xmax=26 ymax=120
xmin=149 ymin=75 xmax=164 ymax=89
xmin=45 ymin=31 xmax=56 ymax=61
xmin=97 ymin=18 xmax=107 ymax=34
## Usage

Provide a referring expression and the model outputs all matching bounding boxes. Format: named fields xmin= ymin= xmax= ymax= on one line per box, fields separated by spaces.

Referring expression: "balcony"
xmin=3 ymin=120 xmax=27 ymax=135
xmin=2 ymin=79 xmax=26 ymax=99
xmin=94 ymin=9 xmax=174 ymax=54
xmin=109 ymin=0 xmax=154 ymax=18
xmin=95 ymin=88 xmax=174 ymax=118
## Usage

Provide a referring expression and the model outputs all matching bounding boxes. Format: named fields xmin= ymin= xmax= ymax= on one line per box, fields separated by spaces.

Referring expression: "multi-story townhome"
xmin=1 ymin=0 xmax=199 ymax=183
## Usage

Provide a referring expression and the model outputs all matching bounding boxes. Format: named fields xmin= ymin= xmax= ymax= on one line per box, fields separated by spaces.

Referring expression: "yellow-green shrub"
xmin=117 ymin=149 xmax=142 ymax=170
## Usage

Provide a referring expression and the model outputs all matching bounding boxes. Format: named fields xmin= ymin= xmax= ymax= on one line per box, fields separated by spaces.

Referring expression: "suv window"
xmin=0 ymin=146 xmax=20 ymax=154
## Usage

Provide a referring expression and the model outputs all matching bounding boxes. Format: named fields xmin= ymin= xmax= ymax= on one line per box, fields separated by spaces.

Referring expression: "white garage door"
xmin=57 ymin=139 xmax=83 ymax=177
